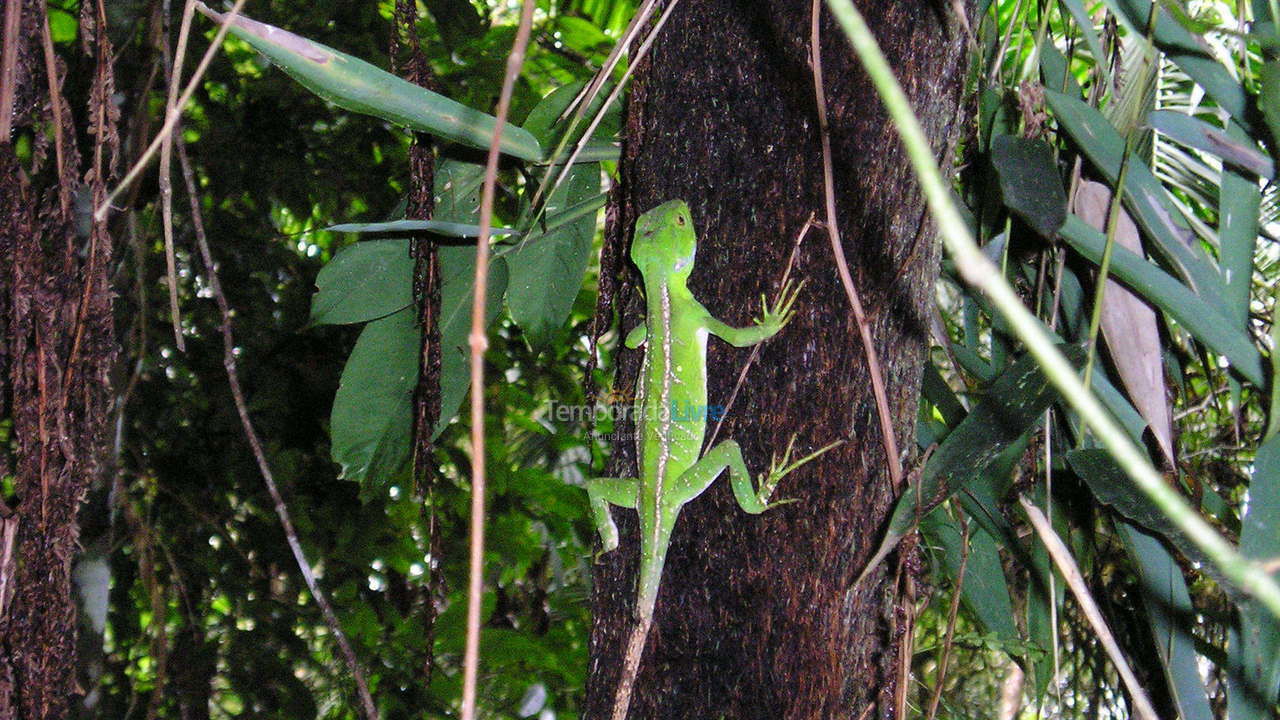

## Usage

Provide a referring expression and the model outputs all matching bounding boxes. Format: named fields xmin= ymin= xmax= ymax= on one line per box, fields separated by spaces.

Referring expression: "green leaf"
xmin=431 ymin=158 xmax=512 ymax=437
xmin=194 ymin=3 xmax=544 ymax=161
xmin=325 ymin=220 xmax=519 ymax=237
xmin=1059 ymin=215 xmax=1264 ymax=385
xmin=521 ymin=81 xmax=621 ymax=151
xmin=1219 ymin=121 xmax=1262 ymax=333
xmin=435 ymin=245 xmax=509 ymax=438
xmin=859 ymin=348 xmax=1082 ymax=579
xmin=1147 ymin=111 xmax=1274 ymax=179
xmin=990 ymin=134 xmax=1067 ymax=238
xmin=330 ymin=307 xmax=418 ymax=487
xmin=310 ymin=239 xmax=413 ymax=326
xmin=434 ymin=160 xmax=485 ymax=221
xmin=48 ymin=9 xmax=77 ymax=43
xmin=1229 ymin=434 xmax=1280 ymax=718
xmin=1262 ymin=60 xmax=1280 ymax=150
xmin=920 ymin=513 xmax=1019 ymax=649
xmin=1044 ymin=90 xmax=1228 ymax=312
xmin=505 ymin=162 xmax=600 ymax=344
xmin=1040 ymin=43 xmax=1082 ymax=98
xmin=1066 ymin=448 xmax=1244 ymax=605
xmin=1119 ymin=524 xmax=1215 ymax=720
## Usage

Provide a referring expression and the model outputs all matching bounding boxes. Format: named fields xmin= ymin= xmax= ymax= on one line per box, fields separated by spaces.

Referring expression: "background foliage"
xmin=19 ymin=0 xmax=1280 ymax=718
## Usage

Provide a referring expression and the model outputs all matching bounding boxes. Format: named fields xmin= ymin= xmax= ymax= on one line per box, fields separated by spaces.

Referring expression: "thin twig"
xmin=0 ymin=0 xmax=21 ymax=144
xmin=460 ymin=1 xmax=537 ymax=717
xmin=94 ymin=0 xmax=247 ymax=221
xmin=1019 ymin=497 xmax=1159 ymax=720
xmin=39 ymin=8 xmax=68 ymax=216
xmin=705 ymin=214 xmax=814 ymax=448
xmin=159 ymin=0 xmax=198 ymax=352
xmin=810 ymin=0 xmax=903 ymax=488
xmin=175 ymin=136 xmax=377 ymax=720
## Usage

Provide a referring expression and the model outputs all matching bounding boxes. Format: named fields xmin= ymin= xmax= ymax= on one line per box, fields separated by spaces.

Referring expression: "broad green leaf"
xmin=194 ymin=3 xmax=544 ymax=161
xmin=990 ymin=134 xmax=1067 ymax=238
xmin=1120 ymin=524 xmax=1215 ymax=720
xmin=331 ymin=307 xmax=418 ymax=487
xmin=1059 ymin=215 xmax=1264 ymax=385
xmin=1229 ymin=434 xmax=1280 ymax=718
xmin=521 ymin=81 xmax=621 ymax=152
xmin=505 ymin=162 xmax=600 ymax=344
xmin=435 ymin=160 xmax=485 ymax=221
xmin=1262 ymin=60 xmax=1280 ymax=151
xmin=310 ymin=239 xmax=413 ymax=326
xmin=501 ymin=84 xmax=608 ymax=344
xmin=1040 ymin=43 xmax=1082 ymax=98
xmin=1067 ymin=449 xmax=1242 ymax=602
xmin=433 ymin=159 xmax=510 ymax=437
xmin=435 ymin=245 xmax=509 ymax=438
xmin=325 ymin=220 xmax=519 ymax=237
xmin=1045 ymin=89 xmax=1227 ymax=311
xmin=1219 ymin=121 xmax=1262 ymax=333
xmin=1148 ymin=111 xmax=1274 ymax=179
xmin=859 ymin=348 xmax=1082 ymax=578
xmin=920 ymin=513 xmax=1019 ymax=649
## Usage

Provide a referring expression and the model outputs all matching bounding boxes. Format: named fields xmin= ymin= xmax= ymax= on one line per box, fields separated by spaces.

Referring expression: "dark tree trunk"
xmin=0 ymin=1 xmax=118 ymax=717
xmin=587 ymin=1 xmax=967 ymax=717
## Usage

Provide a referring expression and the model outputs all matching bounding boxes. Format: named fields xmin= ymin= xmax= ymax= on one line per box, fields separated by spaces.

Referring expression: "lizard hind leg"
xmin=586 ymin=477 xmax=639 ymax=559
xmin=672 ymin=437 xmax=843 ymax=514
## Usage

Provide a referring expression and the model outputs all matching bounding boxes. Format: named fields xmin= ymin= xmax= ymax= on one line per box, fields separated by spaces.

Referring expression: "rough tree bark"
xmin=587 ymin=1 xmax=967 ymax=717
xmin=0 ymin=1 xmax=119 ymax=717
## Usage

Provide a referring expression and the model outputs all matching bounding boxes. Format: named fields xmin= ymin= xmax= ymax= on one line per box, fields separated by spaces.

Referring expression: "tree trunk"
xmin=0 ymin=1 xmax=118 ymax=717
xmin=588 ymin=1 xmax=967 ymax=717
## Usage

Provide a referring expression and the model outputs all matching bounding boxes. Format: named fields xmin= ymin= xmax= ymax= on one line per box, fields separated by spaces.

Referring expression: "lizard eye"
xmin=676 ymin=215 xmax=686 ymax=226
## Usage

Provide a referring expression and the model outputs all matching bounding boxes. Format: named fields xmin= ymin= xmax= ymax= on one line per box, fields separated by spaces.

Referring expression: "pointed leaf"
xmin=1220 ymin=120 xmax=1262 ymax=338
xmin=325 ymin=220 xmax=519 ymax=237
xmin=330 ymin=307 xmax=418 ymax=487
xmin=194 ymin=3 xmax=543 ymax=161
xmin=990 ymin=134 xmax=1068 ymax=238
xmin=506 ymin=163 xmax=600 ymax=344
xmin=1229 ymin=434 xmax=1280 ymax=718
xmin=920 ymin=513 xmax=1019 ymax=648
xmin=1120 ymin=523 xmax=1215 ymax=720
xmin=310 ymin=239 xmax=413 ymax=326
xmin=1148 ymin=111 xmax=1274 ymax=179
xmin=861 ymin=348 xmax=1083 ymax=577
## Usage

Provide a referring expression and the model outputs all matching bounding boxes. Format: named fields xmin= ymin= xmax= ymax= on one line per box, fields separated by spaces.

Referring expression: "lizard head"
xmin=631 ymin=200 xmax=697 ymax=280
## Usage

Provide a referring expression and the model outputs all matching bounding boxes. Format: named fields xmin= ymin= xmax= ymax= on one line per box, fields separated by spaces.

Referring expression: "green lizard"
xmin=588 ymin=199 xmax=839 ymax=720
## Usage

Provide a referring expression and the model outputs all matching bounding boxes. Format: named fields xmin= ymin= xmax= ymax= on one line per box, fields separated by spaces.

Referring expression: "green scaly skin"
xmin=588 ymin=200 xmax=837 ymax=720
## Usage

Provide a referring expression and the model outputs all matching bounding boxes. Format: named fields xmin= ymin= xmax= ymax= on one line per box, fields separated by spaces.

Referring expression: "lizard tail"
xmin=610 ymin=613 xmax=654 ymax=720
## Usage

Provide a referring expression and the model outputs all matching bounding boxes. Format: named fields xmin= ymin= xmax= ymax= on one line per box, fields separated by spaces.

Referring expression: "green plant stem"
xmin=822 ymin=0 xmax=1280 ymax=621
